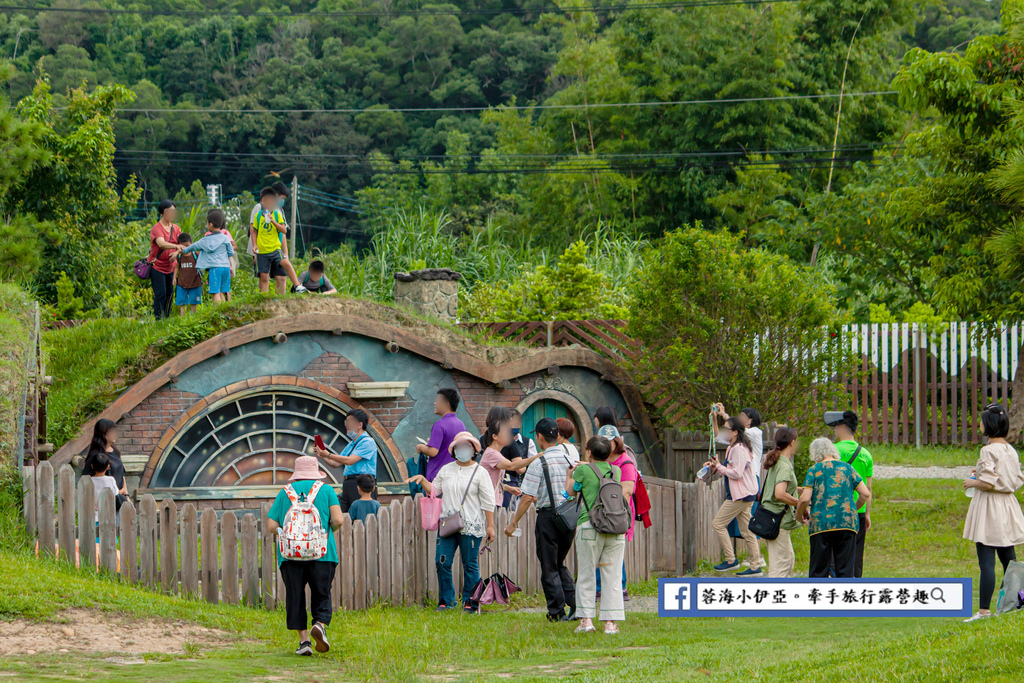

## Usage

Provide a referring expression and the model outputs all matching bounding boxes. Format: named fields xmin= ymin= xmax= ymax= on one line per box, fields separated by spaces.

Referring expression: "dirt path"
xmin=873 ymin=465 xmax=973 ymax=480
xmin=0 ymin=609 xmax=232 ymax=657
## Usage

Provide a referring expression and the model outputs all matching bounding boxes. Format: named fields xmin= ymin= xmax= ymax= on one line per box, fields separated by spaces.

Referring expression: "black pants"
xmin=280 ymin=560 xmax=337 ymax=631
xmin=810 ymin=530 xmax=857 ymax=578
xmin=339 ymin=475 xmax=377 ymax=514
xmin=828 ymin=512 xmax=868 ymax=578
xmin=150 ymin=271 xmax=174 ymax=319
xmin=977 ymin=542 xmax=1017 ymax=611
xmin=535 ymin=508 xmax=576 ymax=617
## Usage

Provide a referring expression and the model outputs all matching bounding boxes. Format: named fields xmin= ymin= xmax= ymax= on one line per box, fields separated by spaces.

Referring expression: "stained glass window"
xmin=152 ymin=389 xmax=398 ymax=488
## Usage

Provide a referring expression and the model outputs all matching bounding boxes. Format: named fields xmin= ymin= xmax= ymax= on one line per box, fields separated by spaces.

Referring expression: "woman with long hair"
xmin=84 ymin=419 xmax=127 ymax=496
xmin=706 ymin=416 xmax=762 ymax=575
xmin=479 ymin=407 xmax=542 ymax=505
xmin=592 ymin=407 xmax=638 ymax=600
xmin=759 ymin=427 xmax=801 ymax=577
xmin=962 ymin=403 xmax=1024 ymax=622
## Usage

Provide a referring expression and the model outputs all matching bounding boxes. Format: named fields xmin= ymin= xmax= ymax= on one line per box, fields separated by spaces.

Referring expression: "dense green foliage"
xmin=628 ymin=227 xmax=849 ymax=430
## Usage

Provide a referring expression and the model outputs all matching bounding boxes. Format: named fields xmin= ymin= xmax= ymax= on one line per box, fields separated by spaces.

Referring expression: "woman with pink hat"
xmin=406 ymin=431 xmax=496 ymax=613
xmin=266 ymin=455 xmax=343 ymax=656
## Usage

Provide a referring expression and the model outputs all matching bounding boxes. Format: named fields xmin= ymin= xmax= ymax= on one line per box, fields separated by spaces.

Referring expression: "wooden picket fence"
xmin=24 ymin=462 xmax=676 ymax=611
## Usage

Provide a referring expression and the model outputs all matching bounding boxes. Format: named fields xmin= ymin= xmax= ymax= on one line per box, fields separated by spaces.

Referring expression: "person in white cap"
xmin=406 ymin=431 xmax=496 ymax=613
xmin=266 ymin=455 xmax=343 ymax=656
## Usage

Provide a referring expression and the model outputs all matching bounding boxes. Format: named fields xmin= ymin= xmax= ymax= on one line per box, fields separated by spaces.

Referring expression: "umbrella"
xmin=470 ymin=571 xmax=522 ymax=606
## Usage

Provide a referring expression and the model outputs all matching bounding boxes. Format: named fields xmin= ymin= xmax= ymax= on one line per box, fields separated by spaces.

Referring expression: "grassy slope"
xmin=2 ymin=476 xmax=1023 ymax=682
xmin=0 ymin=285 xmax=34 ymax=465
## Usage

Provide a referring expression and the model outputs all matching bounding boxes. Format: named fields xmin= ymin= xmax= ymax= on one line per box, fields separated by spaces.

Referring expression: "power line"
xmin=113 ymin=142 xmax=888 ymax=162
xmin=103 ymin=90 xmax=896 ymax=114
xmin=0 ymin=0 xmax=800 ymax=19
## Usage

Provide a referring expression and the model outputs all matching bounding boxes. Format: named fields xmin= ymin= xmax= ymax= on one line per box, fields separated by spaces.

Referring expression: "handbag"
xmin=541 ymin=456 xmax=579 ymax=534
xmin=419 ymin=486 xmax=442 ymax=531
xmin=747 ymin=462 xmax=785 ymax=540
xmin=438 ymin=463 xmax=480 ymax=538
xmin=134 ymin=259 xmax=152 ymax=279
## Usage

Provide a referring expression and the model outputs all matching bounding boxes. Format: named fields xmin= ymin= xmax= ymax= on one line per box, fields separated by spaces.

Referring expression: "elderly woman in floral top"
xmin=797 ymin=437 xmax=872 ymax=578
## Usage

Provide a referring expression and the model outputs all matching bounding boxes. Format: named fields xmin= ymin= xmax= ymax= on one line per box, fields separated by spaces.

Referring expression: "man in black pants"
xmin=504 ymin=417 xmax=579 ymax=621
xmin=827 ymin=411 xmax=874 ymax=577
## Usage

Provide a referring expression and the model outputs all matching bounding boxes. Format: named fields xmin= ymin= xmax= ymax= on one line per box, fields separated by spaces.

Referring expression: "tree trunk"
xmin=1009 ymin=344 xmax=1024 ymax=442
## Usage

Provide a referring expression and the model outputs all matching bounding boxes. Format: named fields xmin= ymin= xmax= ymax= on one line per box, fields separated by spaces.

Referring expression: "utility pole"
xmin=290 ymin=176 xmax=298 ymax=258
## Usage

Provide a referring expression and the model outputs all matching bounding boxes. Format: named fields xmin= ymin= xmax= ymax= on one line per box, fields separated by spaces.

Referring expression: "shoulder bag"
xmin=747 ymin=462 xmax=785 ymax=540
xmin=541 ymin=455 xmax=579 ymax=534
xmin=438 ymin=464 xmax=481 ymax=538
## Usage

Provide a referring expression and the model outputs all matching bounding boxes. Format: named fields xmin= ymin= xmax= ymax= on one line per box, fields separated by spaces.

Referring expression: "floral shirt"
xmin=802 ymin=460 xmax=863 ymax=536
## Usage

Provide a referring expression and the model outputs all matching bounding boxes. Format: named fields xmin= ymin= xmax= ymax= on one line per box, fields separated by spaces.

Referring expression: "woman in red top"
xmin=149 ymin=200 xmax=182 ymax=319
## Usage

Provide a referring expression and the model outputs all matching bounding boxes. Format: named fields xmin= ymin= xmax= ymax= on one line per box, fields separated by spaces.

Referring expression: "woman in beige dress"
xmin=962 ymin=403 xmax=1024 ymax=622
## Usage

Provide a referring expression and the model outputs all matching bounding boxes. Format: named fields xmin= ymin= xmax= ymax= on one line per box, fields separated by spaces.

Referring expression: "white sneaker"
xmin=575 ymin=619 xmax=596 ymax=634
xmin=740 ymin=560 xmax=750 ymax=569
xmin=963 ymin=611 xmax=992 ymax=623
xmin=294 ymin=284 xmax=309 ymax=293
xmin=604 ymin=622 xmax=619 ymax=635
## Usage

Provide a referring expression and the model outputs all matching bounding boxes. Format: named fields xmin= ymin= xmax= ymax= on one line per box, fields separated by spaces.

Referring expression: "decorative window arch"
xmin=514 ymin=389 xmax=594 ymax=446
xmin=147 ymin=384 xmax=403 ymax=489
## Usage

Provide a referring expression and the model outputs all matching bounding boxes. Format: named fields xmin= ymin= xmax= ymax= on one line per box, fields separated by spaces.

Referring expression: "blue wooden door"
xmin=521 ymin=400 xmax=580 ymax=444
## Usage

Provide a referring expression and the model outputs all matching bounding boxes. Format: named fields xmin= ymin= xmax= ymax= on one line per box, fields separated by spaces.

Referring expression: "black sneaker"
xmin=295 ymin=641 xmax=313 ymax=656
xmin=546 ymin=612 xmax=565 ymax=623
xmin=310 ymin=622 xmax=329 ymax=653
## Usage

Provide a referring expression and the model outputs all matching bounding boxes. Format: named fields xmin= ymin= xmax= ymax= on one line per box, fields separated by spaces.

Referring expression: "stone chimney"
xmin=393 ymin=268 xmax=462 ymax=321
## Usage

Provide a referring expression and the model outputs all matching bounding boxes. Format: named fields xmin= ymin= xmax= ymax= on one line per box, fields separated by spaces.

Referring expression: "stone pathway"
xmin=873 ymin=464 xmax=973 ymax=480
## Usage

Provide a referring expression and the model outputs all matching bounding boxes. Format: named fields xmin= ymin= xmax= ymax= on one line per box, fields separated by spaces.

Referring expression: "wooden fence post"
xmin=97 ymin=488 xmax=117 ymax=573
xmin=365 ymin=514 xmax=378 ymax=605
xmin=674 ymin=480 xmax=684 ymax=576
xmin=353 ymin=519 xmax=366 ymax=610
xmin=57 ymin=465 xmax=75 ymax=563
xmin=403 ymin=498 xmax=416 ymax=607
xmin=390 ymin=502 xmax=403 ymax=605
xmin=260 ymin=503 xmax=275 ymax=610
xmin=22 ymin=466 xmax=36 ymax=537
xmin=376 ymin=507 xmax=390 ymax=605
xmin=138 ymin=495 xmax=158 ymax=588
xmin=241 ymin=513 xmax=260 ymax=607
xmin=221 ymin=511 xmax=239 ymax=606
xmin=160 ymin=499 xmax=179 ymax=595
xmin=180 ymin=504 xmax=199 ymax=598
xmin=36 ymin=462 xmax=54 ymax=558
xmin=341 ymin=515 xmax=354 ymax=609
xmin=120 ymin=499 xmax=137 ymax=583
xmin=76 ymin=474 xmax=95 ymax=569
xmin=201 ymin=508 xmax=219 ymax=604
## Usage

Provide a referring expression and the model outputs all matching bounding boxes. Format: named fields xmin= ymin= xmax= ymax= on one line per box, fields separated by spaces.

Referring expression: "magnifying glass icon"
xmin=930 ymin=587 xmax=946 ymax=603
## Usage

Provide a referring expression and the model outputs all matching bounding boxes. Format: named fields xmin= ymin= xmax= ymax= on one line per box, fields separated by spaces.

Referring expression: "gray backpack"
xmin=581 ymin=463 xmax=631 ymax=535
xmin=996 ymin=561 xmax=1024 ymax=614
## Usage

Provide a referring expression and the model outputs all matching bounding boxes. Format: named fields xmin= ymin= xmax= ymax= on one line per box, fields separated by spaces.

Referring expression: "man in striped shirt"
xmin=505 ymin=417 xmax=579 ymax=621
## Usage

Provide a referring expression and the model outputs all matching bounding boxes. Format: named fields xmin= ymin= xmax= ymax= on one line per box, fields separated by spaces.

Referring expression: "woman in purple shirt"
xmin=415 ymin=389 xmax=467 ymax=481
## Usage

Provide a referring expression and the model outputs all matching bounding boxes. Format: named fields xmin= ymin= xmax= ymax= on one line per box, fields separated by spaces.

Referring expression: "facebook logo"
xmin=659 ymin=580 xmax=692 ymax=615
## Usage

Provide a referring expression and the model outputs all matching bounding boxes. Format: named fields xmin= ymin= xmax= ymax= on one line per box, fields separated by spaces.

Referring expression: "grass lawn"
xmin=2 ymin=475 xmax=1024 ymax=682
xmin=868 ymin=443 xmax=978 ymax=468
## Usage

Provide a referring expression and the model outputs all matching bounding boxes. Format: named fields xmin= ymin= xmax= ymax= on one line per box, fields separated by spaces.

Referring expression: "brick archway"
xmin=139 ymin=376 xmax=407 ymax=489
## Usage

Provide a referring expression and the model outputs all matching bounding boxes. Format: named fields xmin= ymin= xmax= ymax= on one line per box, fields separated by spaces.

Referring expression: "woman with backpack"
xmin=405 ymin=431 xmax=496 ymax=614
xmin=266 ymin=456 xmax=344 ymax=656
xmin=594 ymin=417 xmax=638 ymax=601
xmin=706 ymin=416 xmax=763 ymax=575
xmin=566 ymin=435 xmax=629 ymax=634
xmin=961 ymin=403 xmax=1024 ymax=622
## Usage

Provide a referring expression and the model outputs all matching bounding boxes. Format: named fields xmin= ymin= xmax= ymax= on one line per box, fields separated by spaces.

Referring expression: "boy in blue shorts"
xmin=173 ymin=233 xmax=202 ymax=314
xmin=182 ymin=209 xmax=235 ymax=303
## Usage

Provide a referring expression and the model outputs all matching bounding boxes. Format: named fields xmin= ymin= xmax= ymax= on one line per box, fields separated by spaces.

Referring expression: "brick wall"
xmin=118 ymin=388 xmax=203 ymax=457
xmin=297 ymin=352 xmax=414 ymax=431
xmin=452 ymin=369 xmax=530 ymax=431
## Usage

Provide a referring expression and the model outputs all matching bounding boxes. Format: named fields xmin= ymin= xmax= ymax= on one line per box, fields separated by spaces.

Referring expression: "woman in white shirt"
xmin=962 ymin=403 xmax=1024 ymax=622
xmin=406 ymin=431 xmax=496 ymax=613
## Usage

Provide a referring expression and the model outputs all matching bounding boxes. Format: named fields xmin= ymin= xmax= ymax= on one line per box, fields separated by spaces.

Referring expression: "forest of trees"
xmin=0 ymin=0 xmax=1020 ymax=325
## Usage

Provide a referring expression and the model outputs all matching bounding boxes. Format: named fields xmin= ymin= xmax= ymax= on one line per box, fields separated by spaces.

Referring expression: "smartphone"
xmin=416 ymin=437 xmax=427 ymax=445
xmin=823 ymin=411 xmax=845 ymax=427
xmin=314 ymin=434 xmax=326 ymax=451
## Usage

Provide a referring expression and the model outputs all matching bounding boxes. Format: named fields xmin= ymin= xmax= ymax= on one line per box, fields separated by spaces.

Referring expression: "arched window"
xmin=151 ymin=388 xmax=399 ymax=488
